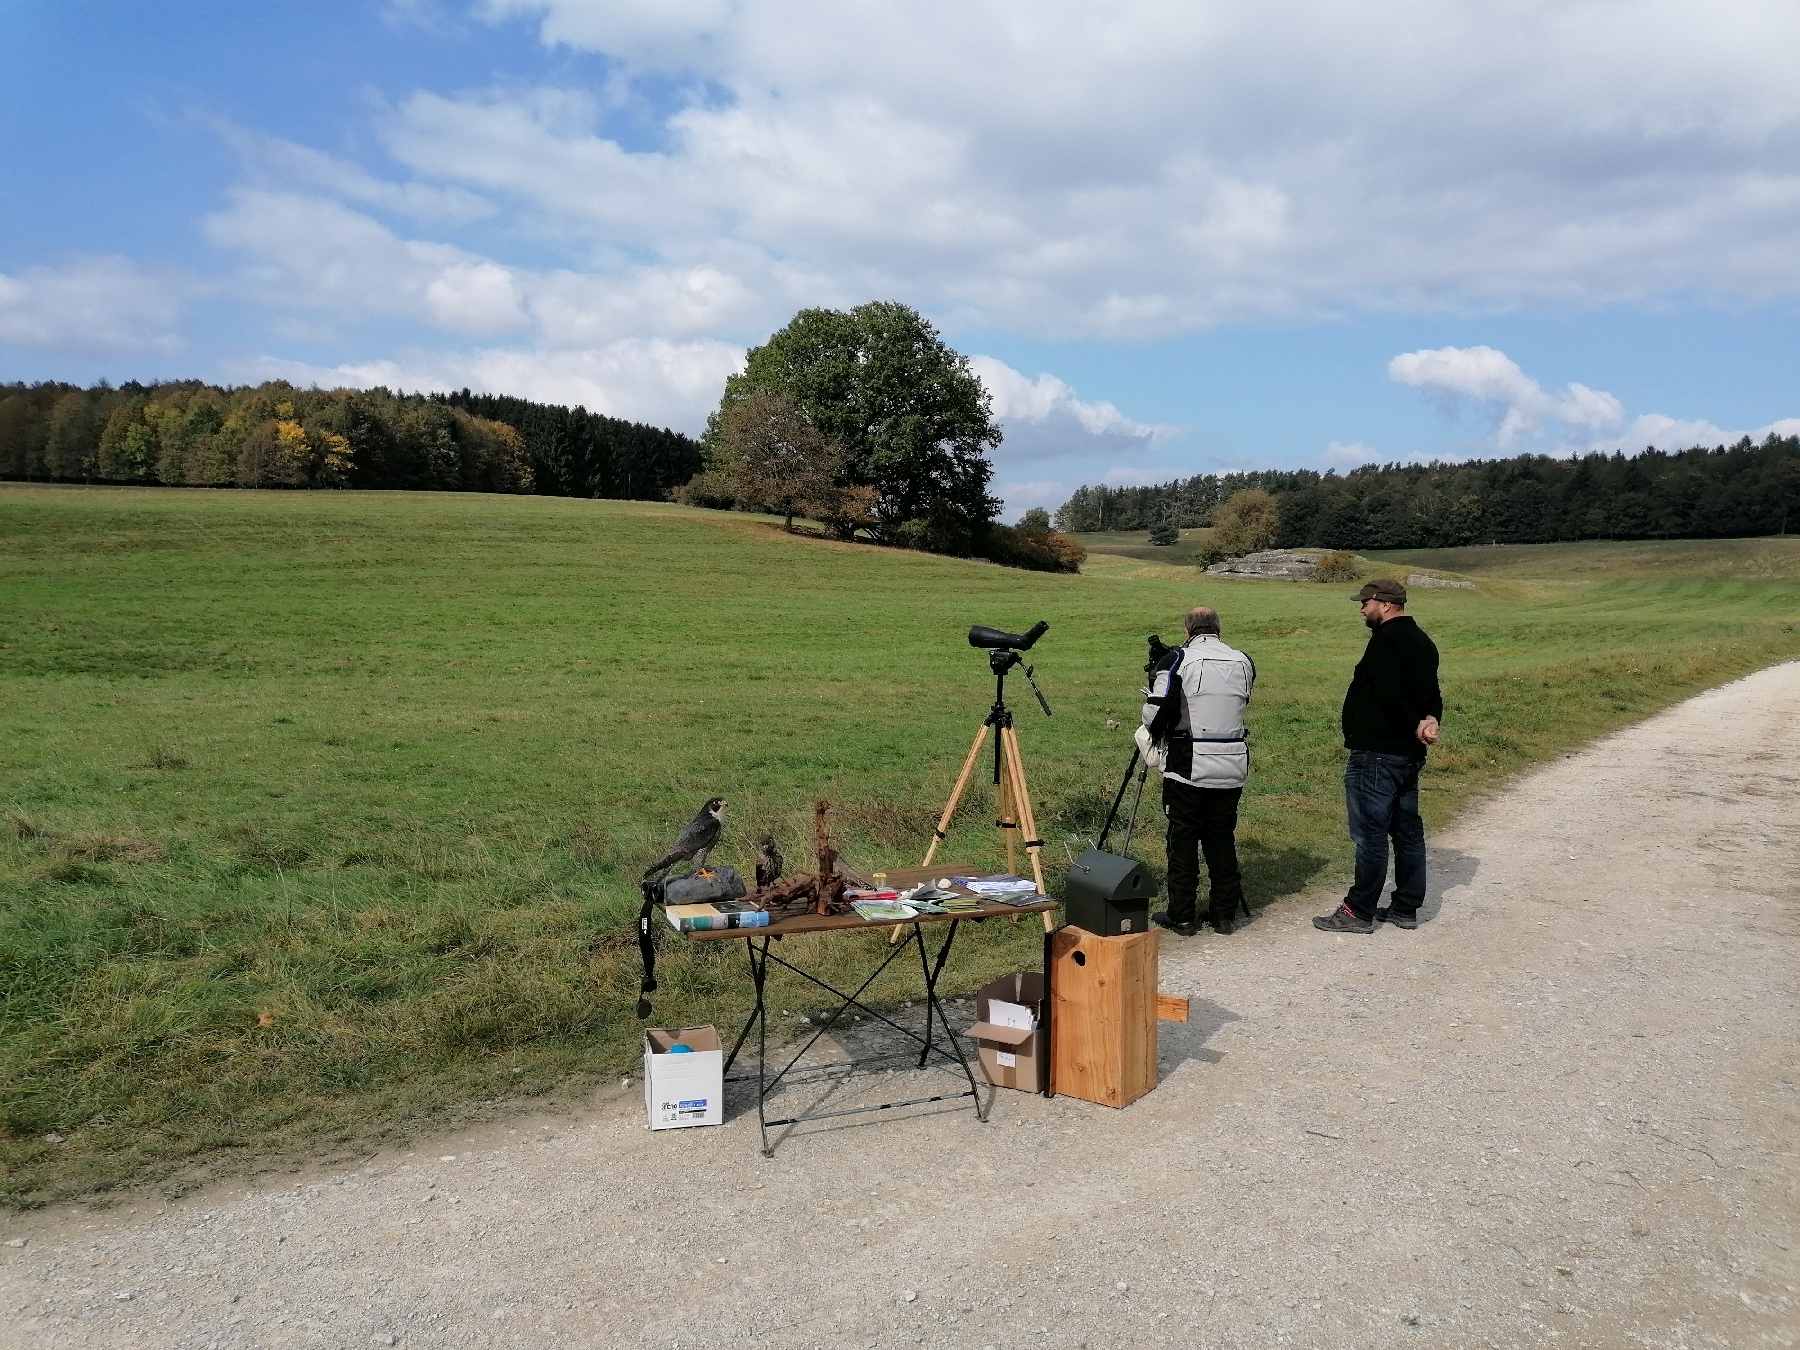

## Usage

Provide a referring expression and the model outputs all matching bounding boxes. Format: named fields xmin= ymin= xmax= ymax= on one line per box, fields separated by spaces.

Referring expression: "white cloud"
xmin=1102 ymin=466 xmax=1166 ymax=487
xmin=1583 ymin=412 xmax=1800 ymax=456
xmin=204 ymin=189 xmax=771 ymax=348
xmin=1389 ymin=344 xmax=1797 ymax=456
xmin=972 ymin=356 xmax=1173 ymax=440
xmin=212 ymin=122 xmax=495 ymax=224
xmin=0 ymin=256 xmax=185 ymax=355
xmin=391 ymin=0 xmax=1800 ymax=339
xmin=204 ymin=191 xmax=531 ymax=338
xmin=992 ymin=479 xmax=1069 ymax=522
xmin=229 ymin=337 xmax=742 ymax=430
xmin=1322 ymin=440 xmax=1379 ymax=467
xmin=1389 ymin=345 xmax=1624 ymax=447
xmin=969 ymin=355 xmax=1176 ymax=478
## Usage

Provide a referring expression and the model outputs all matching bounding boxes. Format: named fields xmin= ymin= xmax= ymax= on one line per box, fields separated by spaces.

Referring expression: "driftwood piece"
xmin=741 ymin=800 xmax=854 ymax=918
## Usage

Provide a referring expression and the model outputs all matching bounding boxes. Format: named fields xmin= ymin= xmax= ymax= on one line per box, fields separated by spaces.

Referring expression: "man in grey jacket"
xmin=1140 ymin=606 xmax=1256 ymax=936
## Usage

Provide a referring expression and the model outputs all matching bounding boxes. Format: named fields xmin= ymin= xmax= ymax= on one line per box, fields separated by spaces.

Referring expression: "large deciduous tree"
xmin=1213 ymin=488 xmax=1280 ymax=555
xmin=714 ymin=388 xmax=846 ymax=531
xmin=704 ymin=302 xmax=1002 ymax=552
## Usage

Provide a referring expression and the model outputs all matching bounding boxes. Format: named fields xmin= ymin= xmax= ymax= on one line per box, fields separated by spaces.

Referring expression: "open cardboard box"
xmin=643 ymin=1026 xmax=723 ymax=1130
xmin=966 ymin=972 xmax=1047 ymax=1093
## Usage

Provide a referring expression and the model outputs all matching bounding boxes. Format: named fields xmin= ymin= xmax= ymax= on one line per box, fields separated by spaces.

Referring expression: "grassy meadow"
xmin=4 ymin=487 xmax=1798 ymax=1206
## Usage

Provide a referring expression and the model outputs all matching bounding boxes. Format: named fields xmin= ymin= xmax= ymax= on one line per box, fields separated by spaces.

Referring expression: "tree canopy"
xmin=712 ymin=388 xmax=858 ymax=532
xmin=1053 ymin=436 xmax=1800 ymax=547
xmin=0 ymin=380 xmax=701 ymax=500
xmin=1211 ymin=488 xmax=1280 ymax=554
xmin=704 ymin=302 xmax=1002 ymax=553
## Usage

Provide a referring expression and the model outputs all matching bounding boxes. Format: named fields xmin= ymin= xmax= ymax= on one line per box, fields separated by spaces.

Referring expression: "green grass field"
xmin=1369 ymin=535 xmax=1800 ymax=582
xmin=4 ymin=487 xmax=1797 ymax=1206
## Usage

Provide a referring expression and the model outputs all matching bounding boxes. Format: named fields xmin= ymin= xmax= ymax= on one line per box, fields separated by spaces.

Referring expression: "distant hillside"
xmin=1055 ymin=437 xmax=1800 ymax=548
xmin=0 ymin=379 xmax=702 ymax=500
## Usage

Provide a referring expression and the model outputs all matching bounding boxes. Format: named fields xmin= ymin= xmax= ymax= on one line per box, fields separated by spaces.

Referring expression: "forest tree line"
xmin=1054 ymin=437 xmax=1800 ymax=547
xmin=0 ymin=380 xmax=703 ymax=500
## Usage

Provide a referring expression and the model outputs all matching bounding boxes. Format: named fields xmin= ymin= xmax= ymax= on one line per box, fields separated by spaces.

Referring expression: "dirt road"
xmin=4 ymin=662 xmax=1797 ymax=1349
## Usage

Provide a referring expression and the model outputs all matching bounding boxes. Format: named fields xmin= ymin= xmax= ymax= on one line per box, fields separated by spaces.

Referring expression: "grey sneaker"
xmin=1379 ymin=908 xmax=1419 ymax=930
xmin=1152 ymin=910 xmax=1198 ymax=938
xmin=1312 ymin=903 xmax=1373 ymax=934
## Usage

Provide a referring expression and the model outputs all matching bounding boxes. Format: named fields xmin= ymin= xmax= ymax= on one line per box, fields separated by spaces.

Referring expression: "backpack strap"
xmin=1145 ymin=647 xmax=1185 ymax=745
xmin=635 ymin=882 xmax=660 ymax=1019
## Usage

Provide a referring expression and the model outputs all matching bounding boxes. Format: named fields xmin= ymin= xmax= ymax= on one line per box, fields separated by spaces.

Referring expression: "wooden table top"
xmin=681 ymin=863 xmax=1055 ymax=942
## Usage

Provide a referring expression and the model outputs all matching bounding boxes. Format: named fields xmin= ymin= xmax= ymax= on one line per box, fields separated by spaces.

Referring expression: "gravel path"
xmin=5 ymin=662 xmax=1797 ymax=1350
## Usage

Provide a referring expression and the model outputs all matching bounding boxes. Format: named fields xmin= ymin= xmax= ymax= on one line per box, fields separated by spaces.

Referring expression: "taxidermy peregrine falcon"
xmin=755 ymin=834 xmax=784 ymax=889
xmin=643 ymin=797 xmax=726 ymax=878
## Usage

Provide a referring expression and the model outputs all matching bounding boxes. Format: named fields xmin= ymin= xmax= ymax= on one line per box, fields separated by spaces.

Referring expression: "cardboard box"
xmin=966 ymin=972 xmax=1047 ymax=1093
xmin=643 ymin=1026 xmax=723 ymax=1130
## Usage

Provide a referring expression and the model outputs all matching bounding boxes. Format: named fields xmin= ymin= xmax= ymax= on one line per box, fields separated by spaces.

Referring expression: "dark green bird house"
xmin=1062 ymin=848 xmax=1156 ymax=936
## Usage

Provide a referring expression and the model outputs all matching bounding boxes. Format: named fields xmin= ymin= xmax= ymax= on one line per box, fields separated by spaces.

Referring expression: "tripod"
xmin=919 ymin=646 xmax=1057 ymax=935
xmin=1096 ymin=744 xmax=1253 ymax=923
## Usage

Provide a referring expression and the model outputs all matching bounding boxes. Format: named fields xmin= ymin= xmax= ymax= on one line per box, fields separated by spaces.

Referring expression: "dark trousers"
xmin=1343 ymin=750 xmax=1427 ymax=920
xmin=1162 ymin=778 xmax=1245 ymax=928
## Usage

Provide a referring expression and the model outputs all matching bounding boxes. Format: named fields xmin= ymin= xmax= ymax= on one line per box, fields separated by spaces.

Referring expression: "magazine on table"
xmin=954 ymin=874 xmax=1041 ymax=897
xmin=851 ymin=900 xmax=918 ymax=922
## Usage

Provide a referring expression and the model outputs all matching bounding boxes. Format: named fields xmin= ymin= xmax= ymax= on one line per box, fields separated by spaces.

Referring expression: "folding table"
xmin=683 ymin=864 xmax=1056 ymax=1156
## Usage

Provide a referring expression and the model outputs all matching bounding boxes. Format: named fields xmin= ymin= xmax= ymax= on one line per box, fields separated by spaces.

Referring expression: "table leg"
xmin=722 ymin=938 xmax=765 ymax=1078
xmin=917 ymin=919 xmax=987 ymax=1122
xmin=749 ymin=938 xmax=772 ymax=1157
xmin=914 ymin=925 xmax=935 ymax=1070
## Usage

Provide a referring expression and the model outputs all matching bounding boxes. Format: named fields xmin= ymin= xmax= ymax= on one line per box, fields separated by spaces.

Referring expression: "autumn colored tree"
xmin=713 ymin=388 xmax=845 ymax=530
xmin=1212 ymin=488 xmax=1280 ymax=555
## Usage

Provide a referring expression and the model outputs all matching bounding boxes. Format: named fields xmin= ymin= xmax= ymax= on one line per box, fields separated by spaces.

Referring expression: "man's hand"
xmin=1416 ymin=715 xmax=1440 ymax=746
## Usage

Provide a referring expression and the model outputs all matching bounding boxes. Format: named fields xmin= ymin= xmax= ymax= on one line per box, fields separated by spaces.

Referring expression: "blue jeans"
xmin=1343 ymin=750 xmax=1426 ymax=920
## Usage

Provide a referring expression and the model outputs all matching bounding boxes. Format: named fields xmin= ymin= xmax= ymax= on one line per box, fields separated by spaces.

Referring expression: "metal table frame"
xmin=688 ymin=887 xmax=1056 ymax=1156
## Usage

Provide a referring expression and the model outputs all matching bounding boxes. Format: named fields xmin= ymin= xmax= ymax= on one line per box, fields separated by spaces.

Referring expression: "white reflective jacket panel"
xmin=1139 ymin=634 xmax=1255 ymax=789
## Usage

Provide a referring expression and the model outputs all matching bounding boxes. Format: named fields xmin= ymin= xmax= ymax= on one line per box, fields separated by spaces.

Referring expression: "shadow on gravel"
xmin=1242 ymin=843 xmax=1331 ymax=913
xmin=717 ymin=1014 xmax=990 ymax=1152
xmin=1416 ymin=848 xmax=1481 ymax=924
xmin=1158 ymin=998 xmax=1241 ymax=1073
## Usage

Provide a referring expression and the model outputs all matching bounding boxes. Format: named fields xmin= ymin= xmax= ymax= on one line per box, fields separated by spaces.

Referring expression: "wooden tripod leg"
xmin=897 ymin=722 xmax=990 ymax=945
xmin=998 ymin=747 xmax=1019 ymax=877
xmin=923 ymin=724 xmax=989 ymax=868
xmin=1001 ymin=725 xmax=1055 ymax=933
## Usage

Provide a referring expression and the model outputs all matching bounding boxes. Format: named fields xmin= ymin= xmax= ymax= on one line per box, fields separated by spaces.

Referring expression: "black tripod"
xmin=1096 ymin=739 xmax=1150 ymax=856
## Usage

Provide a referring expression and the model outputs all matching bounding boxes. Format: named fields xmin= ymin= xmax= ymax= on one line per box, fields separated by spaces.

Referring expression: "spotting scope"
xmin=967 ymin=620 xmax=1049 ymax=651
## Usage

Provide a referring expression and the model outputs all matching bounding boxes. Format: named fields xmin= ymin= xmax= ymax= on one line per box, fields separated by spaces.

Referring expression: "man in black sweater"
xmin=1314 ymin=578 xmax=1442 ymax=934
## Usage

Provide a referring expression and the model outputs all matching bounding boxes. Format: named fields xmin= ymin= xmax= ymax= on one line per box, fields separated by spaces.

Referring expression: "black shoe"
xmin=1312 ymin=903 xmax=1373 ymax=934
xmin=1152 ymin=910 xmax=1198 ymax=937
xmin=1207 ymin=913 xmax=1235 ymax=936
xmin=1378 ymin=908 xmax=1419 ymax=930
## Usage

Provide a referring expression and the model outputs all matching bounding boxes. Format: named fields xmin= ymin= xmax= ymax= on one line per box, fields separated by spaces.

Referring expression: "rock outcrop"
xmin=1406 ymin=573 xmax=1477 ymax=590
xmin=1203 ymin=549 xmax=1319 ymax=581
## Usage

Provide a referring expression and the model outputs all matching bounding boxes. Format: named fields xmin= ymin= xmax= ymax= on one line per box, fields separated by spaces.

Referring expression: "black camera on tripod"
xmin=1145 ymin=632 xmax=1179 ymax=677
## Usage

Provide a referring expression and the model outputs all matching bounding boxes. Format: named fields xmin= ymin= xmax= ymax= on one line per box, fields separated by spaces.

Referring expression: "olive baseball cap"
xmin=1353 ymin=578 xmax=1407 ymax=605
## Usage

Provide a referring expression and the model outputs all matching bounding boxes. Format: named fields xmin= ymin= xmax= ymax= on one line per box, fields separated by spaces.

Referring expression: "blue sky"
xmin=3 ymin=0 xmax=1798 ymax=518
